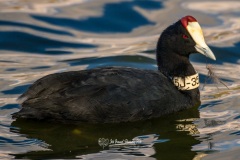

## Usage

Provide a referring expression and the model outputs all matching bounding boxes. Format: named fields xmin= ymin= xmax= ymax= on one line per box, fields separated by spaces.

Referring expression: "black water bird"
xmin=13 ymin=16 xmax=216 ymax=123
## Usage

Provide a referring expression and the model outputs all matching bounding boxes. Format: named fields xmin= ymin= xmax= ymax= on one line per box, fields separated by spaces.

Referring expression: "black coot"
xmin=13 ymin=16 xmax=216 ymax=123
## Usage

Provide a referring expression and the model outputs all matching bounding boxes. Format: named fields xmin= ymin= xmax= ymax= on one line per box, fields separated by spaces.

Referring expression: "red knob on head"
xmin=181 ymin=15 xmax=197 ymax=28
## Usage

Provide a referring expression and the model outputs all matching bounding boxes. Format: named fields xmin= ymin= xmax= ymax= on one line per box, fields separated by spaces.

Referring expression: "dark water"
xmin=0 ymin=0 xmax=240 ymax=159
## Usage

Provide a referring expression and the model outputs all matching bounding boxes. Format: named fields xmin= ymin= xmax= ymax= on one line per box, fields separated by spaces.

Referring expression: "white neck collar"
xmin=172 ymin=73 xmax=199 ymax=90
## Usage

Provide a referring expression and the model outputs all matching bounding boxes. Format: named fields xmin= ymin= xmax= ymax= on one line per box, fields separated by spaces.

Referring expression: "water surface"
xmin=0 ymin=0 xmax=240 ymax=159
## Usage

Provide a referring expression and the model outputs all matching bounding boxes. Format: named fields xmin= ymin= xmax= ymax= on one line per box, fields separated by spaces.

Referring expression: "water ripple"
xmin=0 ymin=20 xmax=73 ymax=36
xmin=0 ymin=31 xmax=96 ymax=54
xmin=31 ymin=0 xmax=162 ymax=33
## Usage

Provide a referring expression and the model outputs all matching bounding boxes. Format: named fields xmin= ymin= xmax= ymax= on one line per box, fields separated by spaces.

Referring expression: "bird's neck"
xmin=156 ymin=49 xmax=200 ymax=106
xmin=157 ymin=50 xmax=196 ymax=78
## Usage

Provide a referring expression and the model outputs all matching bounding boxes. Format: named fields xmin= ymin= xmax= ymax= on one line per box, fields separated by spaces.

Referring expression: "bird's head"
xmin=157 ymin=15 xmax=216 ymax=60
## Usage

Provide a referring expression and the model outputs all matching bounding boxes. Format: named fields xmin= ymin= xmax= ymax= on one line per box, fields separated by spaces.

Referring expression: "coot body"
xmin=13 ymin=16 xmax=216 ymax=123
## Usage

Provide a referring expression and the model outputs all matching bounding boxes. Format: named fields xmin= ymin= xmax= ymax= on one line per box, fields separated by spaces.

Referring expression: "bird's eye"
xmin=182 ymin=34 xmax=189 ymax=39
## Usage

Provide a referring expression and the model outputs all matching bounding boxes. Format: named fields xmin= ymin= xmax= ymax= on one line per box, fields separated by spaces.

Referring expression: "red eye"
xmin=182 ymin=34 xmax=189 ymax=39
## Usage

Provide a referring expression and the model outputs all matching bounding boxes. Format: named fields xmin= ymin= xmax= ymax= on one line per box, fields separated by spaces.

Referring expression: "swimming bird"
xmin=13 ymin=16 xmax=216 ymax=123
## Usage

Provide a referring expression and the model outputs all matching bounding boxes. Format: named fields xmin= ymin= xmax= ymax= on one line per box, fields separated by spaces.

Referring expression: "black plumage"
xmin=13 ymin=16 xmax=213 ymax=123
